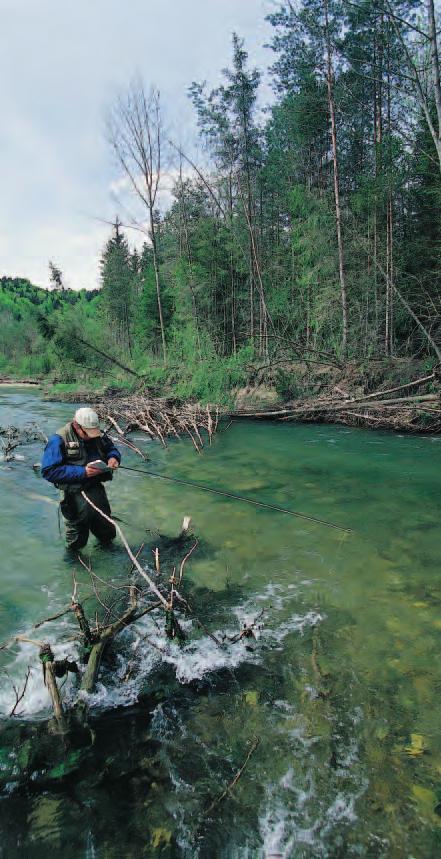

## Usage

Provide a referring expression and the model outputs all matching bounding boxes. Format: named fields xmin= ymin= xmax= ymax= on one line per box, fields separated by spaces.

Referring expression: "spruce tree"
xmin=99 ymin=218 xmax=133 ymax=356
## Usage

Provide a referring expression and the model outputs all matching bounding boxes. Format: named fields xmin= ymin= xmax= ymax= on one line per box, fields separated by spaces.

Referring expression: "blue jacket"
xmin=41 ymin=432 xmax=121 ymax=486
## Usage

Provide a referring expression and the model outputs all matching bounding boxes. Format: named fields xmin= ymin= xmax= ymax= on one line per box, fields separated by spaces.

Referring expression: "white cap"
xmin=74 ymin=407 xmax=101 ymax=437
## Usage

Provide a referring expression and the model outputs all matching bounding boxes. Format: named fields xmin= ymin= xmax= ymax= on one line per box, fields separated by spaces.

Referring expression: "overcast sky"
xmin=0 ymin=0 xmax=274 ymax=290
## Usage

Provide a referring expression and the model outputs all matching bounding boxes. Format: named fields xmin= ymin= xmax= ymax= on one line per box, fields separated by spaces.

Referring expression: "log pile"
xmin=233 ymin=370 xmax=441 ymax=433
xmin=94 ymin=396 xmax=220 ymax=451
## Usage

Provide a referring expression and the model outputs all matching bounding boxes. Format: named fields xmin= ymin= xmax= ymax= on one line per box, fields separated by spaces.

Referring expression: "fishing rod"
xmin=118 ymin=464 xmax=352 ymax=533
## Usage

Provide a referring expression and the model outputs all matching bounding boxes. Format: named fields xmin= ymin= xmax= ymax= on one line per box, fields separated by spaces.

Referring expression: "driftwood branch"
xmin=8 ymin=667 xmax=32 ymax=717
xmin=178 ymin=540 xmax=199 ymax=584
xmin=204 ymin=736 xmax=260 ymax=816
xmin=33 ymin=606 xmax=74 ymax=629
xmin=81 ymin=491 xmax=169 ymax=608
xmin=39 ymin=644 xmax=64 ymax=721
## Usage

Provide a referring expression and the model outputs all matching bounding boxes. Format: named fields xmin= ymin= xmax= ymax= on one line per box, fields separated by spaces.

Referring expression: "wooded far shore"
xmin=3 ymin=355 xmax=440 ymax=435
xmin=2 ymin=1 xmax=441 ymax=436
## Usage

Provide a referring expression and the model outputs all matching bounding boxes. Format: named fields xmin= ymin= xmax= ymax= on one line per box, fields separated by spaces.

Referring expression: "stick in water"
xmin=204 ymin=736 xmax=260 ymax=816
xmin=81 ymin=492 xmax=168 ymax=608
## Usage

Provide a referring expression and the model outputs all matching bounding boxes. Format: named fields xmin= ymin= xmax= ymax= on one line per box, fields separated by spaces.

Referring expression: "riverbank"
xmin=41 ymin=357 xmax=441 ymax=435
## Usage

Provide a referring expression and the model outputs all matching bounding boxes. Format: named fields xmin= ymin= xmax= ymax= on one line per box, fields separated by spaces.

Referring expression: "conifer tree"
xmin=99 ymin=218 xmax=133 ymax=355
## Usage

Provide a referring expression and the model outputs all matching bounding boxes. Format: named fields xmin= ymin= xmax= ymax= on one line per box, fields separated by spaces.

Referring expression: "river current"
xmin=1 ymin=386 xmax=441 ymax=857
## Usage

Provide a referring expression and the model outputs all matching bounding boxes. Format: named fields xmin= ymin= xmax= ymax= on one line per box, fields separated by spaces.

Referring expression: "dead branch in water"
xmin=0 ymin=423 xmax=47 ymax=461
xmin=178 ymin=540 xmax=199 ymax=584
xmin=94 ymin=396 xmax=218 ymax=451
xmin=3 ymin=500 xmax=267 ymax=722
xmin=2 ymin=508 xmax=204 ymax=716
xmin=223 ymin=608 xmax=266 ymax=644
xmin=39 ymin=644 xmax=65 ymax=720
xmin=204 ymin=736 xmax=260 ymax=817
xmin=7 ymin=667 xmax=32 ymax=716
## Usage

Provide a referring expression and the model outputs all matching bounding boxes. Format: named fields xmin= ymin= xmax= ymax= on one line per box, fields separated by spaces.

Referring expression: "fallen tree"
xmin=93 ymin=366 xmax=441 ymax=439
xmin=1 ymin=514 xmax=196 ymax=721
xmin=233 ymin=367 xmax=441 ymax=433
xmin=1 ymin=509 xmax=264 ymax=724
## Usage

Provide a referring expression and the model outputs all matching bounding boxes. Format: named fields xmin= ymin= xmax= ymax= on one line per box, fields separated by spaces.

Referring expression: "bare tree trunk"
xmin=372 ymin=35 xmax=378 ymax=342
xmin=177 ymin=156 xmax=201 ymax=351
xmin=324 ymin=0 xmax=349 ymax=356
xmin=427 ymin=0 xmax=441 ymax=164
xmin=385 ymin=32 xmax=394 ymax=357
xmin=249 ymin=225 xmax=255 ymax=345
xmin=240 ymin=184 xmax=270 ymax=358
xmin=230 ymin=252 xmax=237 ymax=354
xmin=241 ymin=110 xmax=257 ymax=350
xmin=149 ymin=213 xmax=167 ymax=363
xmin=388 ymin=195 xmax=394 ymax=354
xmin=385 ymin=199 xmax=391 ymax=356
xmin=228 ymin=173 xmax=237 ymax=354
xmin=306 ymin=281 xmax=311 ymax=350
xmin=107 ymin=84 xmax=167 ymax=363
xmin=384 ymin=66 xmax=391 ymax=356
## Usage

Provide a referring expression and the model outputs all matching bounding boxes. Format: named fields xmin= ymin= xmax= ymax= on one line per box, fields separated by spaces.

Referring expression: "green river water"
xmin=1 ymin=386 xmax=441 ymax=858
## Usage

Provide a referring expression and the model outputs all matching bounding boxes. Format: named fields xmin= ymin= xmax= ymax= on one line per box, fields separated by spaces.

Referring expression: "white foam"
xmin=0 ymin=630 xmax=80 ymax=718
xmin=1 ymin=577 xmax=323 ymax=717
xmin=259 ymin=772 xmax=358 ymax=858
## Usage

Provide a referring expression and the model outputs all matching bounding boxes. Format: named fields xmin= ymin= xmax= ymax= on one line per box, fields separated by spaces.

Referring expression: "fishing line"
xmin=118 ymin=464 xmax=352 ymax=533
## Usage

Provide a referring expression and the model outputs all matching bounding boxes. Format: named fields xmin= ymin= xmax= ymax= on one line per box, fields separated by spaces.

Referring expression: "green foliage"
xmin=4 ymin=5 xmax=441 ymax=393
xmin=165 ymin=326 xmax=253 ymax=404
xmin=0 ymin=278 xmax=97 ymax=379
xmin=46 ymin=750 xmax=84 ymax=780
xmin=99 ymin=221 xmax=133 ymax=354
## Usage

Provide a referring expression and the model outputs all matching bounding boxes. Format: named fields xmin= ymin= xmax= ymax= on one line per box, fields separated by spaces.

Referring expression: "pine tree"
xmin=99 ymin=218 xmax=133 ymax=356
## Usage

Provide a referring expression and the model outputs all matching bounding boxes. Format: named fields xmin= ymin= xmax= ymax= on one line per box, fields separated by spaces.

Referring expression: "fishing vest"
xmin=55 ymin=422 xmax=112 ymax=491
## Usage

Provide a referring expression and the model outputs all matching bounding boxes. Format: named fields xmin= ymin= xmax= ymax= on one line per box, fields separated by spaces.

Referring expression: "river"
xmin=1 ymin=386 xmax=441 ymax=858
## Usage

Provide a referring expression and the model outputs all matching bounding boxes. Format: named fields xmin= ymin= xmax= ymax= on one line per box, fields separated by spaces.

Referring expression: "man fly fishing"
xmin=41 ymin=407 xmax=121 ymax=551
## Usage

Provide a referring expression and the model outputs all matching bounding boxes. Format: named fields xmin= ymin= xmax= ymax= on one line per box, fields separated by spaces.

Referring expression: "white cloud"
xmin=0 ymin=0 xmax=273 ymax=290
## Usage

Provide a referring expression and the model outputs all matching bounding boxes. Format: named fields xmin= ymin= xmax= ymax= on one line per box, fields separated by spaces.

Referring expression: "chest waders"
xmin=56 ymin=423 xmax=116 ymax=551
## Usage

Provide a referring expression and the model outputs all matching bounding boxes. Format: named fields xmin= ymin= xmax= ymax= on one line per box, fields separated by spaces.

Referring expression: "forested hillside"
xmin=4 ymin=0 xmax=441 ymax=402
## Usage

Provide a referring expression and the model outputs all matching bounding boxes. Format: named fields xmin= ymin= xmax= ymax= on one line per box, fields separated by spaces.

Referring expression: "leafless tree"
xmin=383 ymin=0 xmax=441 ymax=173
xmin=107 ymin=83 xmax=167 ymax=363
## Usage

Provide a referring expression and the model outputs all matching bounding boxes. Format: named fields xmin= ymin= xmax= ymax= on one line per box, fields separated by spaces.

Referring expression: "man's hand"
xmin=85 ymin=463 xmax=103 ymax=478
xmin=107 ymin=457 xmax=119 ymax=470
